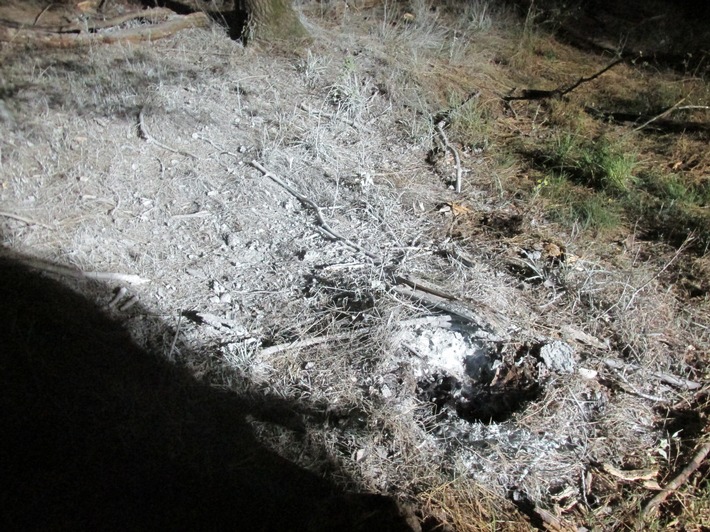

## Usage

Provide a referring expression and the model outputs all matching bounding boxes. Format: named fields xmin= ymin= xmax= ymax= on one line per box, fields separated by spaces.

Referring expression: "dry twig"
xmin=261 ymin=329 xmax=371 ymax=356
xmin=0 ymin=211 xmax=52 ymax=229
xmin=18 ymin=256 xmax=149 ymax=285
xmin=632 ymin=98 xmax=687 ymax=132
xmin=603 ymin=358 xmax=702 ymax=391
xmin=250 ymin=161 xmax=381 ymax=261
xmin=138 ymin=107 xmax=199 ymax=159
xmin=641 ymin=440 xmax=710 ymax=519
xmin=435 ymin=121 xmax=463 ymax=194
xmin=0 ymin=11 xmax=209 ymax=46
xmin=503 ymin=58 xmax=623 ymax=101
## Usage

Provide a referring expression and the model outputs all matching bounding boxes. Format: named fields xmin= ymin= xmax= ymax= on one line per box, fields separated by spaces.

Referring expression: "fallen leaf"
xmin=450 ymin=202 xmax=471 ymax=216
xmin=76 ymin=1 xmax=100 ymax=12
xmin=602 ymin=463 xmax=658 ymax=481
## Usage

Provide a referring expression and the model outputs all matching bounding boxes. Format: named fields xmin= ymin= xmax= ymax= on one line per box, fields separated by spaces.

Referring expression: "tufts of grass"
xmin=640 ymin=169 xmax=710 ymax=207
xmin=544 ymin=132 xmax=638 ymax=194
xmin=537 ymin=173 xmax=622 ymax=231
xmin=296 ymin=49 xmax=330 ymax=89
xmin=418 ymin=474 xmax=528 ymax=531
xmin=326 ymin=59 xmax=375 ymax=121
xmin=447 ymin=91 xmax=492 ymax=150
xmin=460 ymin=0 xmax=494 ymax=33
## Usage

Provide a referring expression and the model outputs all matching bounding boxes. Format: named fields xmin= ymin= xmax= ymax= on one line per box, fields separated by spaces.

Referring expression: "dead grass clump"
xmin=418 ymin=475 xmax=529 ymax=531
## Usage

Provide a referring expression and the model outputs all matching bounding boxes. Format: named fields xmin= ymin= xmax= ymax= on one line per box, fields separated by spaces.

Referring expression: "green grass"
xmin=447 ymin=91 xmax=492 ymax=149
xmin=544 ymin=132 xmax=637 ymax=194
xmin=538 ymin=173 xmax=622 ymax=231
xmin=640 ymin=169 xmax=710 ymax=206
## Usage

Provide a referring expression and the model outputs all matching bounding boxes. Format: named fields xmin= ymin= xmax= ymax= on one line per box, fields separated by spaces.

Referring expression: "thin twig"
xmin=0 ymin=211 xmax=52 ymax=229
xmin=261 ymin=329 xmax=371 ymax=356
xmin=435 ymin=121 xmax=463 ymax=194
xmin=394 ymin=274 xmax=458 ymax=301
xmin=612 ymin=369 xmax=670 ymax=403
xmin=299 ymin=103 xmax=365 ymax=130
xmin=250 ymin=161 xmax=381 ymax=262
xmin=171 ymin=211 xmax=211 ymax=220
xmin=603 ymin=358 xmax=702 ymax=391
xmin=642 ymin=440 xmax=710 ymax=518
xmin=503 ymin=58 xmax=623 ymax=101
xmin=676 ymin=105 xmax=709 ymax=111
xmin=138 ymin=107 xmax=199 ymax=159
xmin=633 ymin=98 xmax=686 ymax=132
xmin=560 ymin=58 xmax=624 ymax=96
xmin=623 ymin=235 xmax=693 ymax=311
xmin=33 ymin=3 xmax=53 ymax=26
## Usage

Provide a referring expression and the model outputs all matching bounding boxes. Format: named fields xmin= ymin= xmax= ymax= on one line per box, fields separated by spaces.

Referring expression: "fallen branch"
xmin=602 ymin=462 xmax=659 ymax=482
xmin=261 ymin=329 xmax=371 ymax=356
xmin=641 ymin=440 xmax=710 ymax=519
xmin=603 ymin=358 xmax=702 ymax=391
xmin=391 ymin=283 xmax=505 ymax=340
xmin=435 ymin=121 xmax=463 ymax=194
xmin=503 ymin=58 xmax=623 ymax=101
xmin=17 ymin=256 xmax=150 ymax=285
xmin=0 ymin=211 xmax=52 ymax=229
xmin=633 ymin=98 xmax=686 ymax=132
xmin=299 ymin=103 xmax=366 ymax=130
xmin=138 ymin=107 xmax=199 ymax=159
xmin=0 ymin=11 xmax=209 ymax=46
xmin=584 ymin=107 xmax=710 ymax=133
xmin=22 ymin=7 xmax=175 ymax=34
xmin=249 ymin=161 xmax=381 ymax=262
xmin=394 ymin=274 xmax=457 ymax=301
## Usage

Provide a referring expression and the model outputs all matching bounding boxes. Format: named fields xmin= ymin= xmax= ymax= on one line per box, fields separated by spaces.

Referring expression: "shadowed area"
xmin=0 ymin=252 xmax=413 ymax=531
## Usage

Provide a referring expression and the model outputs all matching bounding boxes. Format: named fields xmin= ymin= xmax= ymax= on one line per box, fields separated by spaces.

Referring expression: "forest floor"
xmin=1 ymin=0 xmax=709 ymax=530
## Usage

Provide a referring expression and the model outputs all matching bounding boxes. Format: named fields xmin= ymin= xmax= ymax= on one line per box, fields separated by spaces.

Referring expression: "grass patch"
xmin=640 ymin=169 xmax=710 ymax=206
xmin=543 ymin=132 xmax=638 ymax=194
xmin=447 ymin=91 xmax=492 ymax=149
xmin=537 ymin=174 xmax=622 ymax=231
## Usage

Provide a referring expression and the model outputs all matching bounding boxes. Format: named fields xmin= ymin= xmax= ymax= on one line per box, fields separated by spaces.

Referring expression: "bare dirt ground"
xmin=1 ymin=1 xmax=709 ymax=530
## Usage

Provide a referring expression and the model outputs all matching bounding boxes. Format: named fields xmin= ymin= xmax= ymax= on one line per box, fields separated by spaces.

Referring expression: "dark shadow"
xmin=509 ymin=0 xmax=710 ymax=75
xmin=0 ymin=249 xmax=413 ymax=531
xmin=138 ymin=0 xmax=247 ymax=40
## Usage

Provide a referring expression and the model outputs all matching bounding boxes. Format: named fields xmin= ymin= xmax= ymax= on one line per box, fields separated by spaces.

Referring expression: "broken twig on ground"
xmin=603 ymin=358 xmax=702 ymax=391
xmin=503 ymin=58 xmax=623 ymax=101
xmin=633 ymin=97 xmax=686 ymax=132
xmin=642 ymin=440 xmax=710 ymax=519
xmin=250 ymin=161 xmax=382 ymax=261
xmin=138 ymin=107 xmax=199 ymax=159
xmin=0 ymin=11 xmax=209 ymax=46
xmin=0 ymin=211 xmax=52 ymax=229
xmin=435 ymin=121 xmax=463 ymax=194
xmin=261 ymin=329 xmax=371 ymax=356
xmin=18 ymin=256 xmax=150 ymax=285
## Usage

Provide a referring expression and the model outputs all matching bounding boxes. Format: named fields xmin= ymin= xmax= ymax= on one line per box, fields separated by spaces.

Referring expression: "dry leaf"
xmin=642 ymin=479 xmax=662 ymax=490
xmin=543 ymin=242 xmax=563 ymax=258
xmin=561 ymin=325 xmax=609 ymax=350
xmin=602 ymin=463 xmax=659 ymax=481
xmin=76 ymin=1 xmax=100 ymax=12
xmin=449 ymin=202 xmax=471 ymax=216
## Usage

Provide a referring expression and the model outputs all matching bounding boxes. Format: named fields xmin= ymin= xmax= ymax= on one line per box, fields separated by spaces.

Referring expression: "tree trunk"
xmin=241 ymin=0 xmax=308 ymax=43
